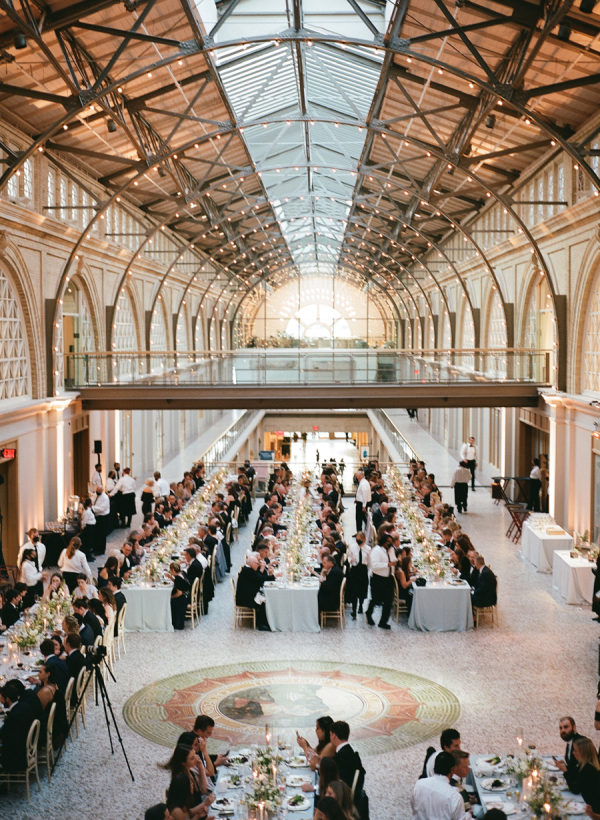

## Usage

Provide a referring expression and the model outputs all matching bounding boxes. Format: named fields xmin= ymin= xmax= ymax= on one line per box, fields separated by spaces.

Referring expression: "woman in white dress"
xmin=58 ymin=536 xmax=92 ymax=593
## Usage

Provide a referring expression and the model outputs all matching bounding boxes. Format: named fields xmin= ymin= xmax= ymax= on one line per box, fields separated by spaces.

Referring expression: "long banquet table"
xmin=552 ymin=550 xmax=594 ymax=605
xmin=123 ymin=584 xmax=173 ymax=632
xmin=264 ymin=580 xmax=320 ymax=632
xmin=471 ymin=754 xmax=585 ymax=816
xmin=214 ymin=748 xmax=315 ymax=819
xmin=521 ymin=518 xmax=573 ymax=572
xmin=408 ymin=579 xmax=474 ymax=632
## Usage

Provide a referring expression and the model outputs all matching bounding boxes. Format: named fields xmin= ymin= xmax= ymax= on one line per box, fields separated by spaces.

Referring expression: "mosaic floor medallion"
xmin=123 ymin=660 xmax=460 ymax=756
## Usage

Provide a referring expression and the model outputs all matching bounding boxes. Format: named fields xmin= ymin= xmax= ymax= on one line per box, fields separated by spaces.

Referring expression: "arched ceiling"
xmin=1 ymin=0 xmax=600 ymax=345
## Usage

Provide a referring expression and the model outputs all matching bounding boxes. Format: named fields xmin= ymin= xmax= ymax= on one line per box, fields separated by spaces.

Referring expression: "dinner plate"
xmin=222 ymin=776 xmax=242 ymax=789
xmin=480 ymin=777 xmax=510 ymax=791
xmin=287 ymin=796 xmax=311 ymax=811
xmin=213 ymin=797 xmax=235 ymax=815
xmin=486 ymin=801 xmax=516 ymax=815
xmin=227 ymin=753 xmax=248 ymax=765
xmin=287 ymin=775 xmax=309 ymax=787
xmin=286 ymin=756 xmax=308 ymax=768
xmin=563 ymin=801 xmax=586 ymax=815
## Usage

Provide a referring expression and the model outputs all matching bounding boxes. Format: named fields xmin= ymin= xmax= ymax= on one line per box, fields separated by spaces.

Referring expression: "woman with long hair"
xmin=573 ymin=737 xmax=600 ymax=814
xmin=57 ymin=536 xmax=92 ymax=593
xmin=395 ymin=554 xmax=414 ymax=614
xmin=43 ymin=571 xmax=65 ymax=601
xmin=314 ymin=796 xmax=347 ymax=820
xmin=98 ymin=587 xmax=117 ymax=624
xmin=160 ymin=743 xmax=214 ymax=820
xmin=97 ymin=555 xmax=120 ymax=589
xmin=325 ymin=781 xmax=359 ymax=820
xmin=297 ymin=715 xmax=336 ymax=771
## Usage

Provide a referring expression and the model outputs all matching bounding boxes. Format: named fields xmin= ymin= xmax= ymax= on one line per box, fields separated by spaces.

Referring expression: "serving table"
xmin=123 ymin=584 xmax=173 ymax=632
xmin=552 ymin=550 xmax=594 ymax=605
xmin=521 ymin=516 xmax=573 ymax=573
xmin=408 ymin=579 xmax=474 ymax=632
xmin=264 ymin=580 xmax=320 ymax=633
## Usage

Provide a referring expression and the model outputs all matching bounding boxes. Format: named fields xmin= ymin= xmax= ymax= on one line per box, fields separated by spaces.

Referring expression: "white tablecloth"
xmin=521 ymin=521 xmax=573 ymax=572
xmin=264 ymin=583 xmax=320 ymax=632
xmin=408 ymin=581 xmax=474 ymax=632
xmin=552 ymin=550 xmax=595 ymax=605
xmin=124 ymin=585 xmax=173 ymax=632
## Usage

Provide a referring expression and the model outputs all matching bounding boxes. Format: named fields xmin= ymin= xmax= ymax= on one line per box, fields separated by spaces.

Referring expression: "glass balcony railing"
xmin=65 ymin=348 xmax=553 ymax=388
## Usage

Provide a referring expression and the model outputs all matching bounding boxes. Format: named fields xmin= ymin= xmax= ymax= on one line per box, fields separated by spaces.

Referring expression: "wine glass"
xmin=515 ymin=727 xmax=524 ymax=749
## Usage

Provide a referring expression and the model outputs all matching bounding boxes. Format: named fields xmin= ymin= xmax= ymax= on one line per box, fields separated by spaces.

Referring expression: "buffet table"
xmin=521 ymin=518 xmax=573 ymax=572
xmin=123 ymin=585 xmax=173 ymax=632
xmin=552 ymin=550 xmax=594 ymax=605
xmin=408 ymin=580 xmax=474 ymax=632
xmin=264 ymin=581 xmax=320 ymax=632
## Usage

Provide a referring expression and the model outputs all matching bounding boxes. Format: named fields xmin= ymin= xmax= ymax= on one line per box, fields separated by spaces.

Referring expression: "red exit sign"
xmin=0 ymin=448 xmax=15 ymax=459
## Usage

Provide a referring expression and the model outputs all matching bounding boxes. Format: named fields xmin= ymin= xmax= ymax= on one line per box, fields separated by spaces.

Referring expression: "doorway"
xmin=0 ymin=454 xmax=19 ymax=566
xmin=73 ymin=427 xmax=90 ymax=499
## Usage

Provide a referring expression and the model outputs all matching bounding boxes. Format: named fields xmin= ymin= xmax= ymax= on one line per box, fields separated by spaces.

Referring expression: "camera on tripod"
xmin=85 ymin=643 xmax=108 ymax=668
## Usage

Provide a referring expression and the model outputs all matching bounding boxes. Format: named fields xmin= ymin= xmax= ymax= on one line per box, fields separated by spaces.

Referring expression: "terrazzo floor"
xmin=3 ymin=415 xmax=598 ymax=819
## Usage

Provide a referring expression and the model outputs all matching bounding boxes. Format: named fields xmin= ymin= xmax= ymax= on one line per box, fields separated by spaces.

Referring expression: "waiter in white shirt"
xmin=110 ymin=467 xmax=136 ymax=528
xmin=365 ymin=535 xmax=395 ymax=629
xmin=153 ymin=470 xmax=170 ymax=498
xmin=92 ymin=485 xmax=110 ymax=555
xmin=354 ymin=469 xmax=371 ymax=533
xmin=460 ymin=436 xmax=478 ymax=491
xmin=412 ymin=751 xmax=471 ymax=820
xmin=91 ymin=463 xmax=103 ymax=489
xmin=17 ymin=528 xmax=46 ymax=569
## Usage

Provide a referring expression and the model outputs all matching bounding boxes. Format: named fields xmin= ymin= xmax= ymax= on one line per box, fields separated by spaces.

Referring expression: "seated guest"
xmin=98 ymin=586 xmax=118 ymax=625
xmin=555 ymin=716 xmax=586 ymax=792
xmin=425 ymin=728 xmax=462 ymax=777
xmin=314 ymin=796 xmax=347 ymax=820
xmin=33 ymin=662 xmax=62 ymax=736
xmin=318 ymin=554 xmax=343 ymax=613
xmin=330 ymin=721 xmax=368 ymax=819
xmin=73 ymin=573 xmax=98 ymax=601
xmin=395 ymin=555 xmax=414 ymax=614
xmin=192 ymin=714 xmax=228 ymax=778
xmin=119 ymin=541 xmax=136 ymax=578
xmin=89 ymin=597 xmax=108 ymax=629
xmin=160 ymin=742 xmax=216 ymax=820
xmin=471 ymin=555 xmax=497 ymax=608
xmin=412 ymin=751 xmax=470 ymax=820
xmin=183 ymin=547 xmax=205 ymax=588
xmin=297 ymin=715 xmax=336 ymax=771
xmin=570 ymin=738 xmax=600 ymax=813
xmin=64 ymin=632 xmax=86 ymax=693
xmin=451 ymin=750 xmax=478 ymax=810
xmin=43 ymin=571 xmax=65 ymax=600
xmin=0 ymin=679 xmax=36 ymax=773
xmin=37 ymin=637 xmax=69 ymax=692
xmin=98 ymin=555 xmax=120 ymax=589
xmin=72 ymin=596 xmax=103 ymax=643
xmin=323 ymin=780 xmax=359 ymax=820
xmin=236 ymin=552 xmax=270 ymax=631
xmin=106 ymin=575 xmax=127 ymax=633
xmin=167 ymin=561 xmax=190 ymax=631
xmin=1 ymin=587 xmax=22 ymax=627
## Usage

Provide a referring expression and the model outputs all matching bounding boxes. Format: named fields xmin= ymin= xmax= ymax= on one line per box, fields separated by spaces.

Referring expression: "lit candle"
xmin=258 ymin=802 xmax=265 ymax=820
xmin=543 ymin=802 xmax=551 ymax=818
xmin=272 ymin=763 xmax=277 ymax=785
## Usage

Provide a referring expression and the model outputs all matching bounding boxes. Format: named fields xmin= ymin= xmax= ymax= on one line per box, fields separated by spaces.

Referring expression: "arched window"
xmin=441 ymin=311 xmax=452 ymax=349
xmin=112 ymin=290 xmax=138 ymax=382
xmin=0 ymin=267 xmax=30 ymax=400
xmin=194 ymin=314 xmax=205 ymax=350
xmin=522 ymin=273 xmax=556 ymax=383
xmin=486 ymin=289 xmax=507 ymax=378
xmin=459 ymin=303 xmax=475 ymax=370
xmin=62 ymin=280 xmax=96 ymax=388
xmin=582 ymin=269 xmax=600 ymax=394
xmin=176 ymin=309 xmax=189 ymax=351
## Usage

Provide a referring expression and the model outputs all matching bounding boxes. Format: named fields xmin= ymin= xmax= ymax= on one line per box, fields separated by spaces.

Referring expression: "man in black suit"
xmin=236 ymin=553 xmax=270 ymax=631
xmin=1 ymin=588 xmax=22 ymax=628
xmin=183 ymin=547 xmax=205 ymax=588
xmin=555 ymin=716 xmax=586 ymax=792
xmin=65 ymin=633 xmax=86 ymax=686
xmin=330 ymin=720 xmax=369 ymax=820
xmin=0 ymin=679 xmax=36 ymax=772
xmin=471 ymin=555 xmax=497 ymax=608
xmin=73 ymin=597 xmax=103 ymax=643
xmin=107 ymin=575 xmax=127 ymax=634
xmin=37 ymin=638 xmax=69 ymax=692
xmin=318 ymin=554 xmax=344 ymax=613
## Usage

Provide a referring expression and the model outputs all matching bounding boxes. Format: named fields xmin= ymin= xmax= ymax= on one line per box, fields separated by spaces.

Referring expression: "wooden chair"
xmin=351 ymin=768 xmax=360 ymax=800
xmin=473 ymin=580 xmax=499 ymax=628
xmin=185 ymin=577 xmax=201 ymax=629
xmin=231 ymin=512 xmax=239 ymax=541
xmin=230 ymin=577 xmax=256 ymax=629
xmin=320 ymin=578 xmax=347 ymax=629
xmin=506 ymin=504 xmax=528 ymax=543
xmin=392 ymin=575 xmax=408 ymax=622
xmin=1 ymin=564 xmax=19 ymax=585
xmin=116 ymin=602 xmax=127 ymax=658
xmin=0 ymin=718 xmax=41 ymax=800
xmin=225 ymin=522 xmax=233 ymax=544
xmin=37 ymin=702 xmax=56 ymax=781
xmin=210 ymin=552 xmax=217 ymax=587
xmin=75 ymin=666 xmax=90 ymax=729
xmin=64 ymin=677 xmax=76 ymax=740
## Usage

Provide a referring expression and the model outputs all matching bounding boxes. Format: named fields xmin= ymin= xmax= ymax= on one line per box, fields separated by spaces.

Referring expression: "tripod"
xmin=52 ymin=649 xmax=134 ymax=781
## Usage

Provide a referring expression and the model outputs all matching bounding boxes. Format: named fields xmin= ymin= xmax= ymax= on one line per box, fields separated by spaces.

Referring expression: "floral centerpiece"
xmin=525 ymin=772 xmax=561 ymax=817
xmin=242 ymin=745 xmax=284 ymax=816
xmin=505 ymin=750 xmax=544 ymax=781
